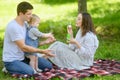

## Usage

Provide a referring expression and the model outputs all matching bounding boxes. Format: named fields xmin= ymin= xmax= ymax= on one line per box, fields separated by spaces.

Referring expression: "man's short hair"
xmin=17 ymin=1 xmax=33 ymax=15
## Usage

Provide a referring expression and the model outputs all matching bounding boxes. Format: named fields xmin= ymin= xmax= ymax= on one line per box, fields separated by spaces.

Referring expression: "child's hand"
xmin=44 ymin=33 xmax=55 ymax=40
xmin=47 ymin=33 xmax=55 ymax=39
xmin=45 ymin=38 xmax=56 ymax=44
xmin=46 ymin=33 xmax=56 ymax=42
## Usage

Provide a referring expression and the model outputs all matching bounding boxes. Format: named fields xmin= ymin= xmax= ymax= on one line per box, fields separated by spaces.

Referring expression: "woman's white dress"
xmin=49 ymin=29 xmax=99 ymax=70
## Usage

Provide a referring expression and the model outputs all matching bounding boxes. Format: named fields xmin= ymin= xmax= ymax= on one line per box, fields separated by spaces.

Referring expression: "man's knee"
xmin=25 ymin=67 xmax=34 ymax=75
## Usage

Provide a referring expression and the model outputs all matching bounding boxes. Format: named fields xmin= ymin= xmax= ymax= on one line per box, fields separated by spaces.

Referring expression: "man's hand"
xmin=41 ymin=49 xmax=55 ymax=57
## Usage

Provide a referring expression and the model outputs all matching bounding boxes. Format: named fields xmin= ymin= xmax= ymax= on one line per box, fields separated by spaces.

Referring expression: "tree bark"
xmin=78 ymin=0 xmax=87 ymax=13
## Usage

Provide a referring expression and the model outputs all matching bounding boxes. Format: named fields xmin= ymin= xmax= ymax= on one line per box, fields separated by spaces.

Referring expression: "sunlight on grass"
xmin=33 ymin=2 xmax=77 ymax=22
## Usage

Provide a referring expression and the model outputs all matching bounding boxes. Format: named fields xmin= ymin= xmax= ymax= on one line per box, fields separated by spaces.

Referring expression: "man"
xmin=2 ymin=1 xmax=55 ymax=75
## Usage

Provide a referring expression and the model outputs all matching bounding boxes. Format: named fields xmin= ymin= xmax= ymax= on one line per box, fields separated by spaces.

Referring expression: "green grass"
xmin=84 ymin=74 xmax=120 ymax=80
xmin=0 ymin=0 xmax=120 ymax=80
xmin=95 ymin=37 xmax=120 ymax=60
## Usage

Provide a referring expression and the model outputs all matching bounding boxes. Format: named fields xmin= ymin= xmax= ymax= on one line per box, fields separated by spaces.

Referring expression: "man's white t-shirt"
xmin=3 ymin=20 xmax=26 ymax=62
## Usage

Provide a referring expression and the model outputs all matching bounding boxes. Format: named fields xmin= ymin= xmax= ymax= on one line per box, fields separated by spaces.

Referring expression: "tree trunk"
xmin=78 ymin=0 xmax=87 ymax=13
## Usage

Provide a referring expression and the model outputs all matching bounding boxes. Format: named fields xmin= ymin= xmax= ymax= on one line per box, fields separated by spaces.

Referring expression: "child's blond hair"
xmin=28 ymin=14 xmax=40 ymax=24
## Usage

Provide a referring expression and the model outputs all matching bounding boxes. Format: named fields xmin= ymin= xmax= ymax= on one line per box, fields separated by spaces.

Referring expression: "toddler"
xmin=25 ymin=14 xmax=55 ymax=73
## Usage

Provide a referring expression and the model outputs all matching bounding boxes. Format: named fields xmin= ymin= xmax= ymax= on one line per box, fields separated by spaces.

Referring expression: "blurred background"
xmin=0 ymin=0 xmax=120 ymax=79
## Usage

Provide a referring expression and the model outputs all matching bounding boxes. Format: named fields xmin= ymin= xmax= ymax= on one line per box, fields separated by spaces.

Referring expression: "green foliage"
xmin=0 ymin=0 xmax=120 ymax=80
xmin=0 ymin=38 xmax=3 ymax=48
xmin=88 ymin=0 xmax=120 ymax=36
xmin=31 ymin=0 xmax=77 ymax=5
xmin=39 ymin=18 xmax=78 ymax=42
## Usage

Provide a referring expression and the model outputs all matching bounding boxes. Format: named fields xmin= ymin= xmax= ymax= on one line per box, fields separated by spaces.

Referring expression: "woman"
xmin=48 ymin=13 xmax=99 ymax=70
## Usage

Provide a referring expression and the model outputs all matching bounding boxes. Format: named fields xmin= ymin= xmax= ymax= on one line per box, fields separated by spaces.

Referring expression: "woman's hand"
xmin=67 ymin=25 xmax=73 ymax=38
xmin=67 ymin=38 xmax=77 ymax=44
xmin=68 ymin=38 xmax=81 ymax=48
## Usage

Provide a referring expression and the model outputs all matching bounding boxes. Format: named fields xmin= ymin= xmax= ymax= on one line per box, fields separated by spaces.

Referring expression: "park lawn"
xmin=0 ymin=0 xmax=120 ymax=80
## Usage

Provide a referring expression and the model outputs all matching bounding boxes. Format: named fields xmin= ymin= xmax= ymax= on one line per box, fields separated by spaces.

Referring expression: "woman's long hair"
xmin=81 ymin=13 xmax=96 ymax=36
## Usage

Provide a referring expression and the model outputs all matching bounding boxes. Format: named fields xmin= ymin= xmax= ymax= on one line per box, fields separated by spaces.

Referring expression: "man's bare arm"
xmin=15 ymin=39 xmax=55 ymax=57
xmin=15 ymin=39 xmax=44 ymax=53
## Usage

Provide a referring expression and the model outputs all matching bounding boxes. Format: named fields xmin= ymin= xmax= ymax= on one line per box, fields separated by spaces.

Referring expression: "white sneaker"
xmin=2 ymin=67 xmax=8 ymax=73
xmin=36 ymin=68 xmax=42 ymax=73
xmin=32 ymin=68 xmax=37 ymax=74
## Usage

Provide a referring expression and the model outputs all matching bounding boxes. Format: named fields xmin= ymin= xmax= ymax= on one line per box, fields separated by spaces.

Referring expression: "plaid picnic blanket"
xmin=9 ymin=59 xmax=120 ymax=80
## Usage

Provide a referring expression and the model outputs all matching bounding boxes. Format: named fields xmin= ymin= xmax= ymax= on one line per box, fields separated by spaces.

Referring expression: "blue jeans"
xmin=4 ymin=57 xmax=52 ymax=75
